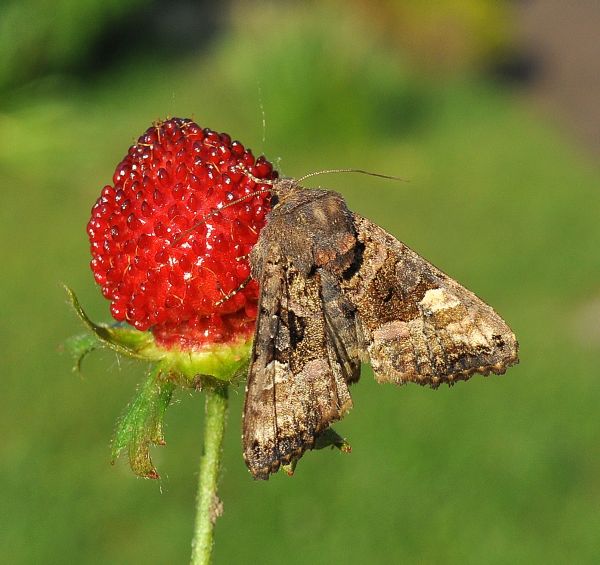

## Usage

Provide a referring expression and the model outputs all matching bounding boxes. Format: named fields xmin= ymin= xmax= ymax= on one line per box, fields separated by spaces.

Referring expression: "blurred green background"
xmin=2 ymin=1 xmax=599 ymax=563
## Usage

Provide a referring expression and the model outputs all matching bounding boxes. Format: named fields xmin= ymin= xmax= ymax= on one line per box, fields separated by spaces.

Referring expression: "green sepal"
xmin=64 ymin=286 xmax=159 ymax=361
xmin=64 ymin=286 xmax=253 ymax=384
xmin=111 ymin=364 xmax=175 ymax=479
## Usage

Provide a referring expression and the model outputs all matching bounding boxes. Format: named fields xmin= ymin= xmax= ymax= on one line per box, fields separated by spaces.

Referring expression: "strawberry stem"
xmin=191 ymin=385 xmax=229 ymax=565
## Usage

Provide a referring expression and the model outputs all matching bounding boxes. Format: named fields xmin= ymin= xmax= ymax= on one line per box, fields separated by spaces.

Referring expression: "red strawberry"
xmin=87 ymin=118 xmax=276 ymax=350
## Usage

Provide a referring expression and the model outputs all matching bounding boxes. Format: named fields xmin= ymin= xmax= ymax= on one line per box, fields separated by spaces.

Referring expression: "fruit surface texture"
xmin=87 ymin=118 xmax=276 ymax=349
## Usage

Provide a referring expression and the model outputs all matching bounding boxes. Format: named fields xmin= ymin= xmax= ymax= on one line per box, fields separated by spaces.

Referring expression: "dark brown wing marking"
xmin=320 ymin=270 xmax=362 ymax=384
xmin=340 ymin=214 xmax=519 ymax=387
xmin=243 ymin=260 xmax=353 ymax=479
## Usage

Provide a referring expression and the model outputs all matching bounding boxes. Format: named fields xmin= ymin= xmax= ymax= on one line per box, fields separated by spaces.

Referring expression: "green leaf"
xmin=111 ymin=365 xmax=175 ymax=479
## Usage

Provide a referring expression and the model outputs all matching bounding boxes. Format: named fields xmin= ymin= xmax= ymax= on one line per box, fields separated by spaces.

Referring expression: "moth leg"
xmin=214 ymin=275 xmax=252 ymax=306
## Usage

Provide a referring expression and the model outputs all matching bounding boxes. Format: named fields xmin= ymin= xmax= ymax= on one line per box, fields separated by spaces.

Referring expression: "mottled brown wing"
xmin=320 ymin=269 xmax=363 ymax=384
xmin=243 ymin=260 xmax=355 ymax=480
xmin=340 ymin=215 xmax=519 ymax=387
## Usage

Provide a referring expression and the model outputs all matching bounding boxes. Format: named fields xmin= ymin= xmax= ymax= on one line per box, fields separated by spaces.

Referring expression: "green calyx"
xmin=64 ymin=286 xmax=252 ymax=478
xmin=64 ymin=286 xmax=252 ymax=383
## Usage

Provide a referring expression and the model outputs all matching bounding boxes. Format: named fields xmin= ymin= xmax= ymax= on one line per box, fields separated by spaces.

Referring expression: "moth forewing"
xmin=340 ymin=214 xmax=519 ymax=387
xmin=243 ymin=177 xmax=518 ymax=478
xmin=243 ymin=256 xmax=355 ymax=480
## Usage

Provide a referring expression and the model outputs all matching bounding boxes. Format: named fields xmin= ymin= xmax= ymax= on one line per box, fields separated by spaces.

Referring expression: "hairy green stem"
xmin=191 ymin=386 xmax=228 ymax=565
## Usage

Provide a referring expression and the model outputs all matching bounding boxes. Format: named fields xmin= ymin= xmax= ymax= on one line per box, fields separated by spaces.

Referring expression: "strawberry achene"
xmin=87 ymin=118 xmax=276 ymax=349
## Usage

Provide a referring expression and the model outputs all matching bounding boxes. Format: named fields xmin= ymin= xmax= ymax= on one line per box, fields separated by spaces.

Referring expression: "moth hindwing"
xmin=243 ymin=178 xmax=518 ymax=479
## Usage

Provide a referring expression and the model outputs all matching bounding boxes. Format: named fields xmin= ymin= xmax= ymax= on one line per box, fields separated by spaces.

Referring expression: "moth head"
xmin=270 ymin=178 xmax=301 ymax=208
xmin=233 ymin=168 xmax=299 ymax=209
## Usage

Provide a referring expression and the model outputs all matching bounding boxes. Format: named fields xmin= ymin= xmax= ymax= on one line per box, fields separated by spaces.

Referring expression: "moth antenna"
xmin=236 ymin=163 xmax=276 ymax=186
xmin=257 ymin=81 xmax=267 ymax=147
xmin=297 ymin=168 xmax=408 ymax=183
xmin=214 ymin=275 xmax=253 ymax=306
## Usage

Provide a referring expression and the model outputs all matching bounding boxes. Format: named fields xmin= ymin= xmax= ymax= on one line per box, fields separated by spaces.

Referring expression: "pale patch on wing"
xmin=341 ymin=214 xmax=519 ymax=387
xmin=420 ymin=287 xmax=461 ymax=314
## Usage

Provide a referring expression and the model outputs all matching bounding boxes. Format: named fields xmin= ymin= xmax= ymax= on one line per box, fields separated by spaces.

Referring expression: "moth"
xmin=243 ymin=176 xmax=519 ymax=480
